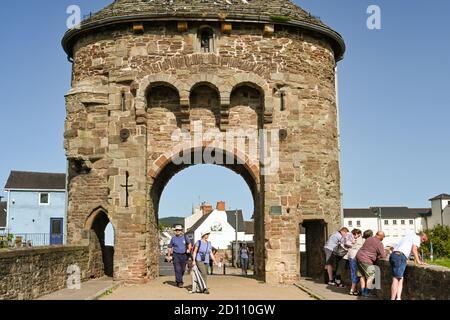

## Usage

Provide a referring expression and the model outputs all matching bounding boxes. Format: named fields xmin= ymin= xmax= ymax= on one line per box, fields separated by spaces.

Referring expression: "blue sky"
xmin=0 ymin=1 xmax=449 ymax=220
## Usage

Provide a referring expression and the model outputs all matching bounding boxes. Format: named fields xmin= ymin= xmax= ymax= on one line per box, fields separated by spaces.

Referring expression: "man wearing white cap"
xmin=192 ymin=230 xmax=218 ymax=294
xmin=167 ymin=225 xmax=192 ymax=288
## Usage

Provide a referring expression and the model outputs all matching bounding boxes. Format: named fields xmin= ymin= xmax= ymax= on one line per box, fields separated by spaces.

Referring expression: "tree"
xmin=422 ymin=225 xmax=450 ymax=259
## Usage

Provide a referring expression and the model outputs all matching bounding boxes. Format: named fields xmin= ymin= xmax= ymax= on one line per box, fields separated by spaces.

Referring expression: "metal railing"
xmin=0 ymin=232 xmax=66 ymax=247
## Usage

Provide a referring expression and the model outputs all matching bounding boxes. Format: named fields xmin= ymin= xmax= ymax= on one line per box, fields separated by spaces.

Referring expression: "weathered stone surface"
xmin=0 ymin=245 xmax=102 ymax=300
xmin=341 ymin=260 xmax=450 ymax=300
xmin=63 ymin=1 xmax=344 ymax=285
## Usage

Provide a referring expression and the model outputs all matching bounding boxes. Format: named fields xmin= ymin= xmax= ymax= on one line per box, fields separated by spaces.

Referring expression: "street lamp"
xmin=371 ymin=207 xmax=382 ymax=231
xmin=235 ymin=210 xmax=238 ymax=268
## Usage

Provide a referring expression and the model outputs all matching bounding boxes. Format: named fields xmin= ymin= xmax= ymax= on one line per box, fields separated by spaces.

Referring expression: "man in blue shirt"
xmin=167 ymin=225 xmax=192 ymax=288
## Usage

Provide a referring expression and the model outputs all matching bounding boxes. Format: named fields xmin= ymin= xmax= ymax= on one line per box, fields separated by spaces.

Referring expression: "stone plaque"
xmin=270 ymin=206 xmax=282 ymax=216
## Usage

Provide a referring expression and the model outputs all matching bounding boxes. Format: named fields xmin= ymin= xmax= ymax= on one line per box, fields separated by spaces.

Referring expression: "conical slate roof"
xmin=62 ymin=0 xmax=345 ymax=59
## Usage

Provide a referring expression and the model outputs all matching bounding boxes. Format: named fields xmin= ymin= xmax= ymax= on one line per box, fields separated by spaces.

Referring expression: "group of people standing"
xmin=324 ymin=227 xmax=428 ymax=300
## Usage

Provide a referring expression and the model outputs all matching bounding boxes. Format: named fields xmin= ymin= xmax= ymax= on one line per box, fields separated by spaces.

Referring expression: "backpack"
xmin=333 ymin=238 xmax=348 ymax=257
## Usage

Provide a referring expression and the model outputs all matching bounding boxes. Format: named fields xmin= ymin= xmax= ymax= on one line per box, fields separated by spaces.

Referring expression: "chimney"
xmin=200 ymin=202 xmax=213 ymax=215
xmin=216 ymin=201 xmax=226 ymax=211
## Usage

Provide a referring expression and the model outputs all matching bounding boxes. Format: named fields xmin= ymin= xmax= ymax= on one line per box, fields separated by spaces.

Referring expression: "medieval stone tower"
xmin=62 ymin=0 xmax=345 ymax=284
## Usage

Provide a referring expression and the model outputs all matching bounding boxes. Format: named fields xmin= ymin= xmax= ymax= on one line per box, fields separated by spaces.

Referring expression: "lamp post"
xmin=371 ymin=207 xmax=382 ymax=231
xmin=235 ymin=210 xmax=238 ymax=268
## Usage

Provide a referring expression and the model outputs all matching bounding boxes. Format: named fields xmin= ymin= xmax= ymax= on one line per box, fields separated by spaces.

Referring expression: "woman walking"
xmin=239 ymin=243 xmax=250 ymax=275
xmin=192 ymin=230 xmax=217 ymax=294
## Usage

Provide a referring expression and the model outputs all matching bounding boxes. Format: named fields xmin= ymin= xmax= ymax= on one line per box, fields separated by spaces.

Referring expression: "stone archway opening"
xmin=301 ymin=219 xmax=328 ymax=280
xmin=149 ymin=146 xmax=265 ymax=279
xmin=158 ymin=164 xmax=256 ymax=272
xmin=85 ymin=208 xmax=115 ymax=277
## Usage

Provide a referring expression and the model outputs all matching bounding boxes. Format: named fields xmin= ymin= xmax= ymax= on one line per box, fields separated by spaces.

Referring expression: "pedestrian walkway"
xmin=295 ymin=278 xmax=378 ymax=300
xmin=35 ymin=275 xmax=376 ymax=300
xmin=100 ymin=275 xmax=312 ymax=300
xmin=37 ymin=277 xmax=119 ymax=300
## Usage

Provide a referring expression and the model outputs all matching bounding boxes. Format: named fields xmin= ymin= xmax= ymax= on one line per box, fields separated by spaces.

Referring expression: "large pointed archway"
xmin=148 ymin=146 xmax=265 ymax=279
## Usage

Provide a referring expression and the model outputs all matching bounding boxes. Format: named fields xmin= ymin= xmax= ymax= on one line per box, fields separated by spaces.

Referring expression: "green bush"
xmin=422 ymin=225 xmax=450 ymax=259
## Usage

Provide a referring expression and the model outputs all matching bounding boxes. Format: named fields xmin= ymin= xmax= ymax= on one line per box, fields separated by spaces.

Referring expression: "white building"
xmin=427 ymin=194 xmax=450 ymax=229
xmin=185 ymin=201 xmax=253 ymax=250
xmin=185 ymin=202 xmax=213 ymax=232
xmin=343 ymin=207 xmax=430 ymax=247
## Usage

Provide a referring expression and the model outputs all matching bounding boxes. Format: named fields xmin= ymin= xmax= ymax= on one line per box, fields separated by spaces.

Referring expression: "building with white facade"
xmin=343 ymin=207 xmax=430 ymax=247
xmin=427 ymin=194 xmax=450 ymax=229
xmin=185 ymin=201 xmax=253 ymax=250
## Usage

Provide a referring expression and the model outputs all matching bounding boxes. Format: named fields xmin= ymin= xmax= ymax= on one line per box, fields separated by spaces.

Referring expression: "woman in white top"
xmin=347 ymin=229 xmax=363 ymax=295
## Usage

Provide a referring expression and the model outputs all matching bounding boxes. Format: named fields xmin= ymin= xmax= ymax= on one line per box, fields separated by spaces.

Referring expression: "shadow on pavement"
xmin=302 ymin=277 xmax=378 ymax=300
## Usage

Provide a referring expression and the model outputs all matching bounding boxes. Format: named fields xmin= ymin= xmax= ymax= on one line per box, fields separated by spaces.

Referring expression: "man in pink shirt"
xmin=356 ymin=231 xmax=387 ymax=297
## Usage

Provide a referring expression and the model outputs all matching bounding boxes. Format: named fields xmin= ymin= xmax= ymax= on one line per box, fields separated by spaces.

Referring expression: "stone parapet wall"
xmin=0 ymin=245 xmax=102 ymax=300
xmin=341 ymin=259 xmax=450 ymax=300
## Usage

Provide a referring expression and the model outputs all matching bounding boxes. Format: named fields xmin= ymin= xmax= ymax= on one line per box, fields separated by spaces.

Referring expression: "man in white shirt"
xmin=390 ymin=231 xmax=428 ymax=300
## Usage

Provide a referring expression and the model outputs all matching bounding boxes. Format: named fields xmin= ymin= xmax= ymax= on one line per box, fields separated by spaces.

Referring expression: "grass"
xmin=426 ymin=258 xmax=450 ymax=269
xmin=100 ymin=289 xmax=113 ymax=298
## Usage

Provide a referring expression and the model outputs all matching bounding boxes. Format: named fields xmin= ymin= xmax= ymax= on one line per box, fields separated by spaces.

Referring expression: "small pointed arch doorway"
xmin=85 ymin=207 xmax=115 ymax=277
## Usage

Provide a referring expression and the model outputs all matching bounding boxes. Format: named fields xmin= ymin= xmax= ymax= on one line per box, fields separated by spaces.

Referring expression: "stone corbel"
xmin=133 ymin=22 xmax=144 ymax=34
xmin=221 ymin=22 xmax=232 ymax=34
xmin=177 ymin=21 xmax=188 ymax=33
xmin=264 ymin=24 xmax=275 ymax=37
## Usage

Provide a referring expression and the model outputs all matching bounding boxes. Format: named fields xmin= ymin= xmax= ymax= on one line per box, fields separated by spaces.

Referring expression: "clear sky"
xmin=0 ymin=1 xmax=449 ymax=220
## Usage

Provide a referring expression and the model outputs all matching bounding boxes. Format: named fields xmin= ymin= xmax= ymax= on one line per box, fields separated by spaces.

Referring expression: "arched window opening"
xmin=147 ymin=83 xmax=182 ymax=128
xmin=190 ymin=83 xmax=221 ymax=128
xmin=230 ymin=84 xmax=264 ymax=129
xmin=198 ymin=28 xmax=214 ymax=53
xmin=147 ymin=84 xmax=180 ymax=109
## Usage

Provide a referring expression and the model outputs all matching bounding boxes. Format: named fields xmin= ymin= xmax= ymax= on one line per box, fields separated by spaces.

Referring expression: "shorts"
xmin=357 ymin=261 xmax=376 ymax=279
xmin=390 ymin=251 xmax=407 ymax=279
xmin=324 ymin=248 xmax=335 ymax=265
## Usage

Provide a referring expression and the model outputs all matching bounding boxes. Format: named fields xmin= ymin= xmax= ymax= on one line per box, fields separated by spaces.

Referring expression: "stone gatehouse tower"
xmin=62 ymin=0 xmax=345 ymax=284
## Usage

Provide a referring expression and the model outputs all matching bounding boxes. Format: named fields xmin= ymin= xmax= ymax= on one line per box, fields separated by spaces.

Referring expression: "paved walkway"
xmin=36 ymin=262 xmax=374 ymax=300
xmin=37 ymin=277 xmax=117 ymax=300
xmin=100 ymin=274 xmax=312 ymax=300
xmin=295 ymin=278 xmax=378 ymax=300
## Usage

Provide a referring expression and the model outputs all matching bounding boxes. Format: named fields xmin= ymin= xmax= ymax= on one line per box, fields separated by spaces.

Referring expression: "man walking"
xmin=356 ymin=231 xmax=387 ymax=297
xmin=167 ymin=225 xmax=192 ymax=288
xmin=390 ymin=231 xmax=428 ymax=300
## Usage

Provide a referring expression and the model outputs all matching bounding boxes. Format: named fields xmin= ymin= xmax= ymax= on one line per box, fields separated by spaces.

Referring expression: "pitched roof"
xmin=344 ymin=207 xmax=431 ymax=219
xmin=226 ymin=210 xmax=245 ymax=232
xmin=4 ymin=171 xmax=66 ymax=190
xmin=0 ymin=202 xmax=6 ymax=228
xmin=62 ymin=0 xmax=345 ymax=60
xmin=187 ymin=214 xmax=209 ymax=233
xmin=187 ymin=209 xmax=246 ymax=233
xmin=429 ymin=194 xmax=450 ymax=201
